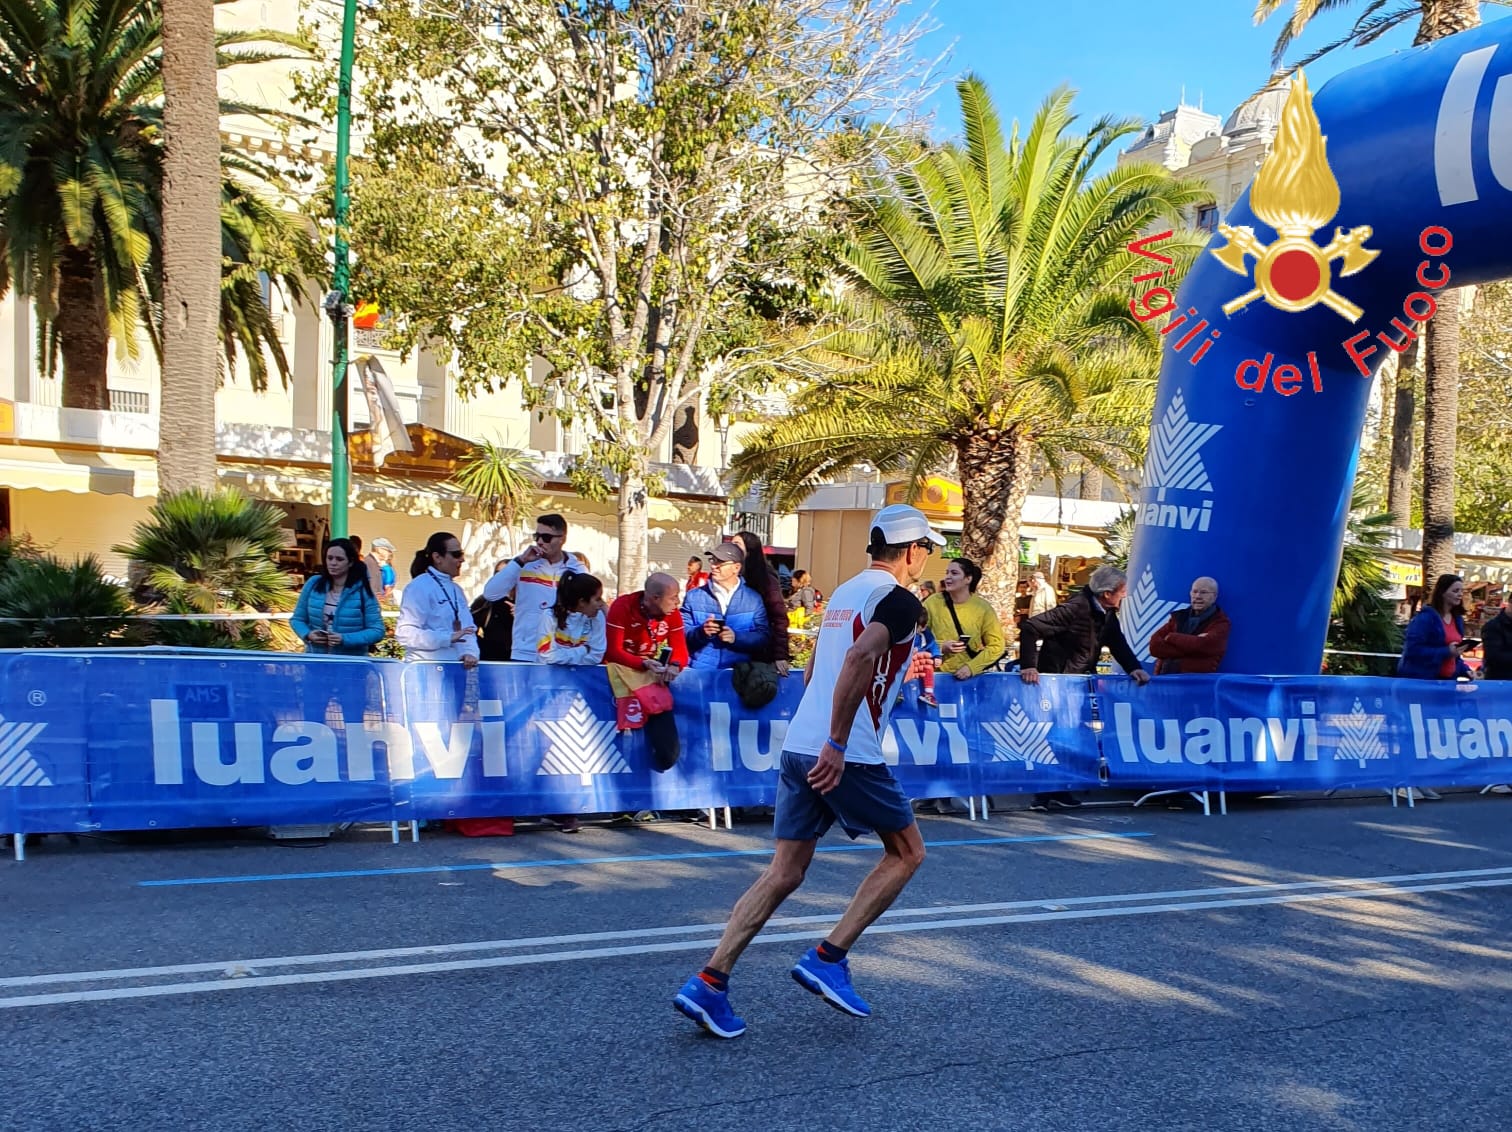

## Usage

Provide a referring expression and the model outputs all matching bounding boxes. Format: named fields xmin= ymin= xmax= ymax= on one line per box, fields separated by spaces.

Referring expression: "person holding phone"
xmin=681 ymin=541 xmax=770 ymax=671
xmin=922 ymin=558 xmax=1005 ymax=682
xmin=290 ymin=537 xmax=386 ymax=656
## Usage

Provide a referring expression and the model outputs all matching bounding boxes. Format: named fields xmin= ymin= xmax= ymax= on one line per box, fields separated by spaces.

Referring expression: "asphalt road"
xmin=6 ymin=793 xmax=1512 ymax=1131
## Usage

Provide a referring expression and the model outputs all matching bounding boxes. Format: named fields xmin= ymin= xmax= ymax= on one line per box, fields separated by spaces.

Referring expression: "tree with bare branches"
xmin=315 ymin=0 xmax=934 ymax=586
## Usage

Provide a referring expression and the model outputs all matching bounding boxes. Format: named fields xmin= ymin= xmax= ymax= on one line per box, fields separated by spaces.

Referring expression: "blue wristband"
xmin=825 ymin=738 xmax=847 ymax=754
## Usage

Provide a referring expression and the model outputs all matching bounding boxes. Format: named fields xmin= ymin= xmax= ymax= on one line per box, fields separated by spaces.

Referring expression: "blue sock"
xmin=816 ymin=940 xmax=848 ymax=964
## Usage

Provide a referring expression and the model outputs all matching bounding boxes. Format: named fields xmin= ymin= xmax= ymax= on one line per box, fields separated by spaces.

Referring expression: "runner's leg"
xmin=824 ymin=822 xmax=926 ymax=950
xmin=707 ymin=837 xmax=818 ymax=973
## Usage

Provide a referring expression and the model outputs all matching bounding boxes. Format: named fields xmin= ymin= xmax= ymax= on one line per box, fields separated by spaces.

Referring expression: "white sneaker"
xmin=1489 ymin=784 xmax=1512 ymax=795
xmin=1418 ymin=787 xmax=1443 ymax=800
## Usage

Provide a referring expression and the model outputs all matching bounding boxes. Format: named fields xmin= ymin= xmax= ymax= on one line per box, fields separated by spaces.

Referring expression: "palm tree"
xmin=452 ymin=441 xmax=540 ymax=527
xmin=161 ymin=0 xmax=223 ymax=492
xmin=1253 ymin=0 xmax=1481 ymax=586
xmin=0 ymin=0 xmax=314 ymax=412
xmin=731 ymin=78 xmax=1208 ymax=614
xmin=114 ymin=487 xmax=297 ymax=648
xmin=0 ymin=553 xmax=133 ymax=648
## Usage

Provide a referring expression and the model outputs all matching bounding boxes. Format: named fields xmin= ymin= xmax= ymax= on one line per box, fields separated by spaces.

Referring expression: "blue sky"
xmin=915 ymin=0 xmax=1442 ymax=139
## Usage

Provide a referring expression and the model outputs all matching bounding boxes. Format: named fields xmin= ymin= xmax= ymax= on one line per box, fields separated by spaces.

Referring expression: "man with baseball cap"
xmin=681 ymin=538 xmax=771 ymax=672
xmin=674 ymin=504 xmax=942 ymax=1038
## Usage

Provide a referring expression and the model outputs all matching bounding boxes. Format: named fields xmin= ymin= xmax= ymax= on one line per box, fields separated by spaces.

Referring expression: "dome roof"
xmin=1224 ymin=79 xmax=1291 ymax=136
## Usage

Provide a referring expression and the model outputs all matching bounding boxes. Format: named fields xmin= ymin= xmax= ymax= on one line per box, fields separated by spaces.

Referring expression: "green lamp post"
xmin=323 ymin=0 xmax=359 ymax=539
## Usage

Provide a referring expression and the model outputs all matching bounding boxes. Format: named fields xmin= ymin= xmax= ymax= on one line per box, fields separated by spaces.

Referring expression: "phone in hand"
xmin=1461 ymin=638 xmax=1482 ymax=650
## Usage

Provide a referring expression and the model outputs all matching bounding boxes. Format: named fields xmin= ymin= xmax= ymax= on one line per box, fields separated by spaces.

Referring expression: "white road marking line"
xmin=4 ymin=871 xmax=1512 ymax=1009
xmin=9 ymin=863 xmax=1512 ymax=991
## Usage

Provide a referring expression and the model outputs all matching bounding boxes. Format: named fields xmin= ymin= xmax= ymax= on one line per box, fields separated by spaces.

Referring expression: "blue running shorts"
xmin=773 ymin=750 xmax=916 ymax=841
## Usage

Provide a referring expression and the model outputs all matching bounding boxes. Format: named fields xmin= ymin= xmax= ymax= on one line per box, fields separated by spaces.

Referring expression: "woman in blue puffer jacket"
xmin=290 ymin=537 xmax=386 ymax=656
xmin=1398 ymin=573 xmax=1472 ymax=681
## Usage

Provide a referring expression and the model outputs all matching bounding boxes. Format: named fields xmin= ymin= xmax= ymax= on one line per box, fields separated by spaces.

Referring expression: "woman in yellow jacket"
xmin=924 ymin=557 xmax=1006 ymax=682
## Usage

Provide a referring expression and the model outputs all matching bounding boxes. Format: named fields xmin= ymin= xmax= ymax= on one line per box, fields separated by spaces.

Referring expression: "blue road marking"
xmin=137 ymin=831 xmax=1154 ymax=887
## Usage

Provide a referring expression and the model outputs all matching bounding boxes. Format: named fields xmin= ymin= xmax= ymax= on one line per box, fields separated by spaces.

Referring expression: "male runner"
xmin=674 ymin=504 xmax=943 ymax=1038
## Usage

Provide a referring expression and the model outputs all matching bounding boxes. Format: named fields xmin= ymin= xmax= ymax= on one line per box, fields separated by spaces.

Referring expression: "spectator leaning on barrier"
xmin=1018 ymin=565 xmax=1148 ymax=686
xmin=1483 ymin=602 xmax=1512 ymax=681
xmin=1019 ymin=564 xmax=1147 ymax=812
xmin=923 ymin=558 xmax=1006 ymax=682
xmin=482 ymin=513 xmax=584 ymax=663
xmin=605 ymin=572 xmax=688 ymax=770
xmin=396 ymin=532 xmax=480 ymax=666
xmin=536 ymin=570 xmax=608 ymax=666
xmin=683 ymin=541 xmax=771 ymax=672
xmin=290 ymin=537 xmax=386 ymax=656
xmin=1148 ymin=577 xmax=1230 ymax=675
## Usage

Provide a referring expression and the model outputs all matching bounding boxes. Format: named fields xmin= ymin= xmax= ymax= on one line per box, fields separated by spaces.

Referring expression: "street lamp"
xmin=324 ymin=0 xmax=360 ymax=539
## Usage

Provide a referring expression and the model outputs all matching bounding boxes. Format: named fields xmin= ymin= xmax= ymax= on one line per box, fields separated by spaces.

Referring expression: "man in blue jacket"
xmin=682 ymin=541 xmax=770 ymax=670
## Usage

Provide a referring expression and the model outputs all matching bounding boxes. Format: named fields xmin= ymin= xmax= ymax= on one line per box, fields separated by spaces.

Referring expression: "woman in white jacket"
xmin=396 ymin=532 xmax=480 ymax=666
xmin=536 ymin=570 xmax=608 ymax=665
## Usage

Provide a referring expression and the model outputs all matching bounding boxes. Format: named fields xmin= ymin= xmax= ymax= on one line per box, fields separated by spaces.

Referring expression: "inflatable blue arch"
xmin=1125 ymin=17 xmax=1512 ymax=675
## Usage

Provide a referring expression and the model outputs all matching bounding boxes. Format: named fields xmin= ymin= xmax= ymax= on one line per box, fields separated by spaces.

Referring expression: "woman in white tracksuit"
xmin=396 ymin=531 xmax=481 ymax=666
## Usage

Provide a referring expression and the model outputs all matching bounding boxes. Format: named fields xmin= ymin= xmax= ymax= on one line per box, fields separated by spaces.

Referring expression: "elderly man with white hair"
xmin=1149 ymin=577 xmax=1230 ymax=675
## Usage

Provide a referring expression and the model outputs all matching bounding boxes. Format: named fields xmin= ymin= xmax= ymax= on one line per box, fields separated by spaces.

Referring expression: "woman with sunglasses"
xmin=396 ymin=532 xmax=480 ymax=667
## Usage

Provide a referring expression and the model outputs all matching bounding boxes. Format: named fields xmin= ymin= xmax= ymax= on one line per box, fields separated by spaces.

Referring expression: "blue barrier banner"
xmin=0 ymin=653 xmax=92 ymax=835
xmin=4 ymin=652 xmax=1512 ymax=835
xmin=83 ymin=654 xmax=401 ymax=832
xmin=958 ymin=674 xmax=1101 ymax=794
xmin=1099 ymin=674 xmax=1512 ymax=792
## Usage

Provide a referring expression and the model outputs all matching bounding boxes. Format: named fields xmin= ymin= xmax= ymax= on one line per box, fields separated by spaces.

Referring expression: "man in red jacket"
xmin=1148 ymin=577 xmax=1230 ymax=675
xmin=606 ymin=572 xmax=690 ymax=674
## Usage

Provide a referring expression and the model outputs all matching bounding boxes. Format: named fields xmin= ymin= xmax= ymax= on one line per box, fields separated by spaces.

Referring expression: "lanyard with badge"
xmin=428 ymin=568 xmax=461 ymax=633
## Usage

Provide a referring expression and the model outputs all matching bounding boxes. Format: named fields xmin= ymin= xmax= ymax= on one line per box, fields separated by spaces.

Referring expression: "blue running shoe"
xmin=674 ymin=975 xmax=747 ymax=1038
xmin=791 ymin=948 xmax=871 ymax=1017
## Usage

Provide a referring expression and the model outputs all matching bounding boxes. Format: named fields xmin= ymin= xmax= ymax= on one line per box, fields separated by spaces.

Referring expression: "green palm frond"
xmin=113 ymin=488 xmax=296 ymax=622
xmin=451 ymin=441 xmax=541 ymax=525
xmin=738 ymin=78 xmax=1206 ymax=519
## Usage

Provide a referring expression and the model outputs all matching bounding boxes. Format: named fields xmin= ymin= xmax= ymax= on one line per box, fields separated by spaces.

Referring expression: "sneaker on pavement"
xmin=791 ymin=948 xmax=871 ymax=1017
xmin=673 ymin=975 xmax=746 ymax=1039
xmin=1489 ymin=784 xmax=1512 ymax=795
xmin=1047 ymin=792 xmax=1083 ymax=810
xmin=1027 ymin=794 xmax=1051 ymax=812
